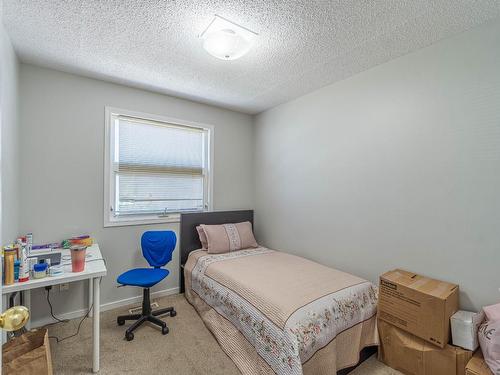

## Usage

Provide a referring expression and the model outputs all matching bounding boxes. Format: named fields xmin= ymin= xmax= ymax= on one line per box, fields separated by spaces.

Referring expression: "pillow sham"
xmin=200 ymin=221 xmax=258 ymax=254
xmin=196 ymin=225 xmax=208 ymax=250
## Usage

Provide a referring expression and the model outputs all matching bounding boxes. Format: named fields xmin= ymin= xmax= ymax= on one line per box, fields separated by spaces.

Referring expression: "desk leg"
xmin=2 ymin=294 xmax=7 ymax=344
xmin=92 ymin=277 xmax=100 ymax=373
xmin=88 ymin=278 xmax=94 ymax=318
xmin=23 ymin=290 xmax=31 ymax=330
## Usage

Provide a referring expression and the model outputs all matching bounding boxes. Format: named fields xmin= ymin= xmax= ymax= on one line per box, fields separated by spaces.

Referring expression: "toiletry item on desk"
xmin=17 ymin=238 xmax=30 ymax=282
xmin=49 ymin=265 xmax=64 ymax=277
xmin=33 ymin=263 xmax=48 ymax=279
xmin=2 ymin=243 xmax=19 ymax=257
xmin=28 ymin=257 xmax=38 ymax=276
xmin=30 ymin=242 xmax=62 ymax=254
xmin=3 ymin=248 xmax=16 ymax=285
xmin=14 ymin=260 xmax=20 ymax=281
xmin=26 ymin=233 xmax=33 ymax=256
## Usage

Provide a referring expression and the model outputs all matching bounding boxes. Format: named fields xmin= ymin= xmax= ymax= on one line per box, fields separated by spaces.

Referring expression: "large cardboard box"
xmin=465 ymin=350 xmax=493 ymax=375
xmin=379 ymin=269 xmax=459 ymax=347
xmin=379 ymin=320 xmax=472 ymax=375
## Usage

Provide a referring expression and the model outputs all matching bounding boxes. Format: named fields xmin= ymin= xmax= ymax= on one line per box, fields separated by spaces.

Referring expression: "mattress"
xmin=184 ymin=247 xmax=378 ymax=375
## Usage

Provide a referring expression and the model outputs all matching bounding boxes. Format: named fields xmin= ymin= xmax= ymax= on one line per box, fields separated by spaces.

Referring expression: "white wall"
xmin=0 ymin=18 xmax=19 ymax=243
xmin=254 ymin=20 xmax=500 ymax=311
xmin=18 ymin=64 xmax=254 ymax=323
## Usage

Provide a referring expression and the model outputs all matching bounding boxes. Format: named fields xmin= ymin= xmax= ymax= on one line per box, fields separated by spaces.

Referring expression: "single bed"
xmin=180 ymin=210 xmax=378 ymax=375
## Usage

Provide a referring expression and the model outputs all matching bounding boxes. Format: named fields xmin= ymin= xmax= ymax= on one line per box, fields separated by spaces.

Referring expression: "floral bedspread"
xmin=191 ymin=248 xmax=378 ymax=375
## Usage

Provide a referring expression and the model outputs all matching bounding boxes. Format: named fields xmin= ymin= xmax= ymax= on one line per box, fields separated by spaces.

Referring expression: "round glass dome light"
xmin=202 ymin=28 xmax=252 ymax=60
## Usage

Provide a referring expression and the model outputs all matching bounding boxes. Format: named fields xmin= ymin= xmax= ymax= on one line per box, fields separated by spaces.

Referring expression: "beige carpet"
xmin=47 ymin=294 xmax=401 ymax=375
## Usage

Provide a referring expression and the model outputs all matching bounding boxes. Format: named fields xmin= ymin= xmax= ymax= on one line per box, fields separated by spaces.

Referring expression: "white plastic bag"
xmin=484 ymin=303 xmax=500 ymax=322
xmin=478 ymin=320 xmax=500 ymax=374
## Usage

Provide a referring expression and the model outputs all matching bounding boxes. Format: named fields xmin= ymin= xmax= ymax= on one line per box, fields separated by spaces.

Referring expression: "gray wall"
xmin=12 ymin=16 xmax=500 ymax=323
xmin=19 ymin=64 xmax=254 ymax=323
xmin=1 ymin=19 xmax=19 ymax=243
xmin=254 ymin=20 xmax=500 ymax=311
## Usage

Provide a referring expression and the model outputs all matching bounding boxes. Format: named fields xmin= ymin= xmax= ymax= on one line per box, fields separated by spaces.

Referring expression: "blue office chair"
xmin=116 ymin=231 xmax=177 ymax=341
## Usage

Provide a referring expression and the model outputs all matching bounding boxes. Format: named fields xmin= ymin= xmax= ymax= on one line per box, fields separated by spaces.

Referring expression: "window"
xmin=104 ymin=107 xmax=213 ymax=226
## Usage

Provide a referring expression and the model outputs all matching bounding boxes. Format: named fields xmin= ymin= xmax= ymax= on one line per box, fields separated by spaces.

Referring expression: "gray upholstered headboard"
xmin=179 ymin=210 xmax=254 ymax=292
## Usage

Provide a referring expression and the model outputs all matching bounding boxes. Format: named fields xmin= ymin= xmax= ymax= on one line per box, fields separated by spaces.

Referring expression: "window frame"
xmin=103 ymin=106 xmax=214 ymax=227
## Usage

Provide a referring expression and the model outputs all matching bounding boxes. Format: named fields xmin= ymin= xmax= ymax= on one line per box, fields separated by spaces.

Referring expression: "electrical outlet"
xmin=60 ymin=283 xmax=69 ymax=292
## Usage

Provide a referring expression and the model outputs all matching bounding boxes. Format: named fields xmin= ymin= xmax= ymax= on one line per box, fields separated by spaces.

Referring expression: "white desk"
xmin=2 ymin=244 xmax=107 ymax=373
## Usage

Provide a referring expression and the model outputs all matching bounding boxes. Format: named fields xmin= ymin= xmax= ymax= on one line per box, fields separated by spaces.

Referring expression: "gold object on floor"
xmin=0 ymin=306 xmax=30 ymax=331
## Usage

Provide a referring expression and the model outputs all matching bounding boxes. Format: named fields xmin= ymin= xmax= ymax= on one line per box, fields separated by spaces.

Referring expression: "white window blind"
xmin=105 ymin=109 xmax=212 ymax=226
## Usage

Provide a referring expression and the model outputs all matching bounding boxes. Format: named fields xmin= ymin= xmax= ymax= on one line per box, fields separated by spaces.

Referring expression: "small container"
xmin=14 ymin=260 xmax=20 ymax=281
xmin=48 ymin=265 xmax=64 ymax=277
xmin=33 ymin=263 xmax=48 ymax=279
xmin=3 ymin=249 xmax=16 ymax=285
xmin=70 ymin=245 xmax=87 ymax=272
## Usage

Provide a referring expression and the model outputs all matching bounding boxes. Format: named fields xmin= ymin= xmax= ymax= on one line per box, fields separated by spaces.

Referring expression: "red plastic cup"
xmin=70 ymin=245 xmax=87 ymax=272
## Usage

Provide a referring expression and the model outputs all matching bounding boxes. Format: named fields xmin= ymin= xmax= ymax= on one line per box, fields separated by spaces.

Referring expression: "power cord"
xmin=46 ymin=277 xmax=102 ymax=343
xmin=45 ymin=286 xmax=69 ymax=324
xmin=49 ymin=303 xmax=93 ymax=343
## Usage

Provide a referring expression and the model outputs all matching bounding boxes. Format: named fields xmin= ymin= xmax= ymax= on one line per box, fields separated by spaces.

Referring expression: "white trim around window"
xmin=103 ymin=106 xmax=214 ymax=227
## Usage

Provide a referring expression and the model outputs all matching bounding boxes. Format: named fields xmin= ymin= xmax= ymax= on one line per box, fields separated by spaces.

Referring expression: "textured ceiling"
xmin=4 ymin=1 xmax=500 ymax=114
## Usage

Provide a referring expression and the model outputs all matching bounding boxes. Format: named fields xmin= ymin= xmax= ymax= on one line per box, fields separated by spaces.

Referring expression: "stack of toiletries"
xmin=2 ymin=233 xmax=94 ymax=285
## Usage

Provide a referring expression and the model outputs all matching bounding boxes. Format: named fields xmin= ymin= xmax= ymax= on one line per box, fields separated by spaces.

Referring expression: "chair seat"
xmin=117 ymin=268 xmax=169 ymax=288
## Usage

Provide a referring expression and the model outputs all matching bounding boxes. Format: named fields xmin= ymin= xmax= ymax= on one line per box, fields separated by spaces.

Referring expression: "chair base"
xmin=117 ymin=288 xmax=176 ymax=341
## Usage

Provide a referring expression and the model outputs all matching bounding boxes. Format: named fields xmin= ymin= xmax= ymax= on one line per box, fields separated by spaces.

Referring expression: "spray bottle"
xmin=18 ymin=238 xmax=30 ymax=282
xmin=26 ymin=233 xmax=33 ymax=257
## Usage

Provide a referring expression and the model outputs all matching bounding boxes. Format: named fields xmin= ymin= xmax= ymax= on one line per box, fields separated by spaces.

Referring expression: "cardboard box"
xmin=465 ymin=350 xmax=493 ymax=375
xmin=378 ymin=320 xmax=472 ymax=375
xmin=451 ymin=310 xmax=484 ymax=351
xmin=379 ymin=269 xmax=459 ymax=347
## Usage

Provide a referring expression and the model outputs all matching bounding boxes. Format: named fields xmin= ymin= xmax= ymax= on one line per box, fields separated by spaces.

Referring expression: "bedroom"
xmin=0 ymin=1 xmax=499 ymax=374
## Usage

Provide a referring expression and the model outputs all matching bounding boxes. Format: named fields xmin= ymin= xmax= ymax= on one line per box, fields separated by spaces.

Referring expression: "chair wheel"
xmin=125 ymin=332 xmax=134 ymax=341
xmin=162 ymin=326 xmax=169 ymax=335
xmin=170 ymin=310 xmax=177 ymax=317
xmin=117 ymin=318 xmax=125 ymax=326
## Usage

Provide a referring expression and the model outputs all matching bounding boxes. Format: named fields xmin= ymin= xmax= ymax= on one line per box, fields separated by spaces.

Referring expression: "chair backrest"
xmin=141 ymin=231 xmax=176 ymax=268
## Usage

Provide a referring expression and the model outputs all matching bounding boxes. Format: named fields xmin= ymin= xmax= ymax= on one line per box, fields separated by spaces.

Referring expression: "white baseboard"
xmin=101 ymin=287 xmax=180 ymax=312
xmin=31 ymin=287 xmax=180 ymax=328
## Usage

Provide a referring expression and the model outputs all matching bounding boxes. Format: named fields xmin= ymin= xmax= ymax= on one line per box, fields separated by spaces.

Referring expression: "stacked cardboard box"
xmin=378 ymin=269 xmax=470 ymax=375
xmin=465 ymin=350 xmax=493 ymax=375
xmin=379 ymin=320 xmax=472 ymax=375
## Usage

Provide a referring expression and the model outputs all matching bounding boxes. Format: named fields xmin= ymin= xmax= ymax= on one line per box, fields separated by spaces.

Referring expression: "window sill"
xmin=104 ymin=214 xmax=181 ymax=228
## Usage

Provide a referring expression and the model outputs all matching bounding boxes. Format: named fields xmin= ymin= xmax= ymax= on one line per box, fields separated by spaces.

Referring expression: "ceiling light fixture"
xmin=200 ymin=15 xmax=258 ymax=61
